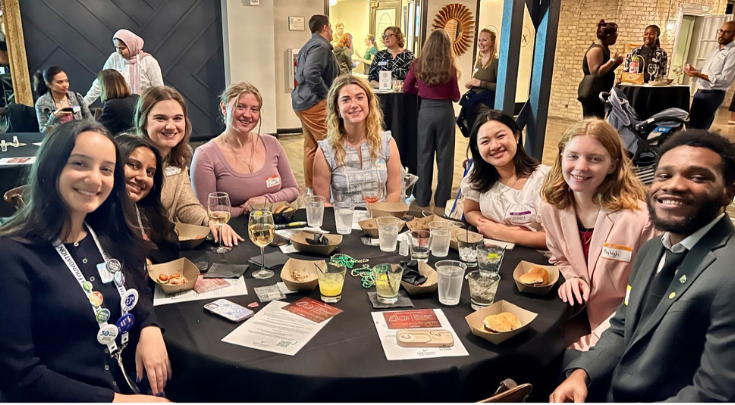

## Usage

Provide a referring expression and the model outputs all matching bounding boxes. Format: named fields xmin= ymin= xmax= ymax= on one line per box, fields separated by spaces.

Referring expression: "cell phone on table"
xmin=204 ymin=299 xmax=254 ymax=323
xmin=269 ymin=234 xmax=289 ymax=247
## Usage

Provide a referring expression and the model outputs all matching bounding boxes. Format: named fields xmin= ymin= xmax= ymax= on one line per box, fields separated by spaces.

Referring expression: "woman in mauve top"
xmin=402 ymin=29 xmax=460 ymax=211
xmin=191 ymin=82 xmax=299 ymax=217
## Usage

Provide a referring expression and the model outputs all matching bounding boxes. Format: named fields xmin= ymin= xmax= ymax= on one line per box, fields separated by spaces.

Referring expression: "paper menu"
xmin=379 ymin=71 xmax=392 ymax=90
xmin=0 ymin=157 xmax=36 ymax=165
xmin=222 ymin=300 xmax=331 ymax=356
xmin=283 ymin=297 xmax=343 ymax=323
xmin=383 ymin=309 xmax=441 ymax=329
xmin=372 ymin=309 xmax=469 ymax=361
xmin=153 ymin=276 xmax=247 ymax=306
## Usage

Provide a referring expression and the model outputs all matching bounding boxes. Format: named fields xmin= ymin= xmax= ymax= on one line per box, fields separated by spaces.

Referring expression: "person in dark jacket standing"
xmin=292 ymin=15 xmax=340 ymax=193
xmin=577 ymin=20 xmax=623 ymax=119
xmin=97 ymin=69 xmax=139 ymax=135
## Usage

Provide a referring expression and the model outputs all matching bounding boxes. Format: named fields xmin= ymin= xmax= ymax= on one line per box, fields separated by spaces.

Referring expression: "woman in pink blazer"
xmin=540 ymin=119 xmax=656 ymax=351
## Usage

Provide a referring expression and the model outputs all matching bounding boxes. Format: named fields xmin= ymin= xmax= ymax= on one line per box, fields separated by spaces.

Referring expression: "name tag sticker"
xmin=508 ymin=210 xmax=532 ymax=225
xmin=378 ymin=61 xmax=388 ymax=66
xmin=72 ymin=105 xmax=81 ymax=113
xmin=601 ymin=243 xmax=633 ymax=262
xmin=164 ymin=166 xmax=182 ymax=177
xmin=624 ymin=285 xmax=631 ymax=306
xmin=266 ymin=175 xmax=281 ymax=188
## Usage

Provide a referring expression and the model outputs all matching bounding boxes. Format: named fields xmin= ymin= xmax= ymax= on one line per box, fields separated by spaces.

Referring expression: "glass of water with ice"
xmin=435 ymin=260 xmax=467 ymax=305
xmin=333 ymin=202 xmax=354 ymax=235
xmin=429 ymin=221 xmax=452 ymax=257
xmin=305 ymin=195 xmax=326 ymax=227
xmin=476 ymin=244 xmax=506 ymax=274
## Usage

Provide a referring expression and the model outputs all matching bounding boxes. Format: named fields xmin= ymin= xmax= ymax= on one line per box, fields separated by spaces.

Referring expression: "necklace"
xmin=225 ymin=132 xmax=259 ymax=172
xmin=331 ymin=254 xmax=373 ymax=288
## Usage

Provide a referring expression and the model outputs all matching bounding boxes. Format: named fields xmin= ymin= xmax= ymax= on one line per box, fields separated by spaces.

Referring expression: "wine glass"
xmin=249 ymin=210 xmax=275 ymax=279
xmin=361 ymin=181 xmax=384 ymax=218
xmin=207 ymin=192 xmax=232 ymax=253
xmin=647 ymin=64 xmax=659 ymax=82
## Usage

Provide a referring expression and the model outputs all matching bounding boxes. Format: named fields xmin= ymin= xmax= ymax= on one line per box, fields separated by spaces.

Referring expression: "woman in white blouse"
xmin=460 ymin=110 xmax=549 ymax=249
xmin=84 ymin=29 xmax=164 ymax=106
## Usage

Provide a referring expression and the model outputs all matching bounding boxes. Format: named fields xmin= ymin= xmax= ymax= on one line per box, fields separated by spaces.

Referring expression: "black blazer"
xmin=97 ymin=95 xmax=139 ymax=135
xmin=567 ymin=216 xmax=735 ymax=401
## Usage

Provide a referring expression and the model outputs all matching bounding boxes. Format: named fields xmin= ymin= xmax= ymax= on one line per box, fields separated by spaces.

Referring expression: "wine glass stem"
xmin=260 ymin=246 xmax=265 ymax=272
xmin=219 ymin=223 xmax=223 ymax=250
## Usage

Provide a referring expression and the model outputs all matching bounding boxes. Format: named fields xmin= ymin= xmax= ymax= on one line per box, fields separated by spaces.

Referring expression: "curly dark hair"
xmin=596 ymin=19 xmax=618 ymax=41
xmin=657 ymin=130 xmax=735 ymax=185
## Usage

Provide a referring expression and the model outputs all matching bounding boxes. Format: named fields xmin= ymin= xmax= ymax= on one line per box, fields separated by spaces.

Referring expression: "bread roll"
xmin=528 ymin=266 xmax=550 ymax=285
xmin=483 ymin=315 xmax=513 ymax=333
xmin=519 ymin=272 xmax=544 ymax=285
xmin=498 ymin=312 xmax=522 ymax=330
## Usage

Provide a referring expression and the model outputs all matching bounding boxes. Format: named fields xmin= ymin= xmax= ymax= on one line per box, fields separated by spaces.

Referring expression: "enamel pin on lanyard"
xmin=53 ymin=223 xmax=141 ymax=393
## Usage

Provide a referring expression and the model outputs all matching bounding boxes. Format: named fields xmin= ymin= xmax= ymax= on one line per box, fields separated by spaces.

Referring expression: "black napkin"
xmin=400 ymin=260 xmax=427 ymax=286
xmin=248 ymin=251 xmax=290 ymax=270
xmin=306 ymin=233 xmax=329 ymax=245
xmin=203 ymin=263 xmax=249 ymax=279
xmin=367 ymin=291 xmax=414 ymax=309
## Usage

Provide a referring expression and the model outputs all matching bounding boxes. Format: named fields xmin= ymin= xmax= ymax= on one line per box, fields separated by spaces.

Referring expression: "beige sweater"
xmin=162 ymin=164 xmax=208 ymax=226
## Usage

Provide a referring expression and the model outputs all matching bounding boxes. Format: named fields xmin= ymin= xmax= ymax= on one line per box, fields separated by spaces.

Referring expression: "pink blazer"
xmin=540 ymin=200 xmax=656 ymax=351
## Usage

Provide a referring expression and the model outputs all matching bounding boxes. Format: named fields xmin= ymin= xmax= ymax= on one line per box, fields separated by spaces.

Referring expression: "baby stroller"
xmin=600 ymin=87 xmax=688 ymax=184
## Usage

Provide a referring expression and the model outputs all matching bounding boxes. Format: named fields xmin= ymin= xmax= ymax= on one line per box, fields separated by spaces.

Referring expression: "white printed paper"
xmin=379 ymin=71 xmax=392 ymax=90
xmin=371 ymin=309 xmax=469 ymax=361
xmin=277 ymin=282 xmax=298 ymax=294
xmin=0 ymin=157 xmax=36 ymax=165
xmin=153 ymin=276 xmax=248 ymax=306
xmin=351 ymin=210 xmax=370 ymax=230
xmin=483 ymin=238 xmax=515 ymax=250
xmin=279 ymin=244 xmax=298 ymax=254
xmin=221 ymin=300 xmax=330 ymax=356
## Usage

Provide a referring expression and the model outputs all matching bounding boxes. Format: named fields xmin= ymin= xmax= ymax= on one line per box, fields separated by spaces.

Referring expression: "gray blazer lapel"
xmin=627 ymin=217 xmax=734 ymax=351
xmin=626 ymin=241 xmax=664 ymax=338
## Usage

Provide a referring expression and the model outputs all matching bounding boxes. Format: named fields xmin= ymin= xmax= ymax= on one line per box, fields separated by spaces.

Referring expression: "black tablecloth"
xmin=619 ymin=84 xmax=690 ymax=120
xmin=156 ymin=209 xmax=568 ymax=402
xmin=0 ymin=133 xmax=43 ymax=217
xmin=377 ymin=92 xmax=419 ymax=175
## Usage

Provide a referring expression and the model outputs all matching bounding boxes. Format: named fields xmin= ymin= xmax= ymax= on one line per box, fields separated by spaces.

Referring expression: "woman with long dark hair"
xmin=460 ymin=110 xmax=549 ymax=249
xmin=402 ymin=29 xmax=460 ymax=212
xmin=116 ymin=134 xmax=179 ymax=264
xmin=34 ymin=66 xmax=93 ymax=132
xmin=0 ymin=121 xmax=170 ymax=401
xmin=577 ymin=20 xmax=623 ymax=118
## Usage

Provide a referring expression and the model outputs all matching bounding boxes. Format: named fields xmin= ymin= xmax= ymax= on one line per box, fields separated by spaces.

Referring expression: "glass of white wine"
xmin=249 ymin=209 xmax=275 ymax=279
xmin=208 ymin=192 xmax=232 ymax=253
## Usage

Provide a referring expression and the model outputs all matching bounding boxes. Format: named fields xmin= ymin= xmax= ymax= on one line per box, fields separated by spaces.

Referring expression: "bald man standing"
xmin=685 ymin=21 xmax=735 ymax=129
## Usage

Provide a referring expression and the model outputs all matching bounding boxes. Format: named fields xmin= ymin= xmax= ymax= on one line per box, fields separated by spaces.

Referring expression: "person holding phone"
xmin=35 ymin=66 xmax=93 ymax=132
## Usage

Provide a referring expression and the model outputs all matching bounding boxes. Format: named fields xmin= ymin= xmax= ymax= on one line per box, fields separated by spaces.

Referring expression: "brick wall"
xmin=549 ymin=0 xmax=727 ymax=121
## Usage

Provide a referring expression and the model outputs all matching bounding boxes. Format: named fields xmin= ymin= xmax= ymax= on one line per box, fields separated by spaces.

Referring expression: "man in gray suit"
xmin=551 ymin=130 xmax=735 ymax=402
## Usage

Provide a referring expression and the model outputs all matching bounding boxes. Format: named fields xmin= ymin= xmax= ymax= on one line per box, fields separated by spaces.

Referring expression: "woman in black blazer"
xmin=97 ymin=69 xmax=140 ymax=135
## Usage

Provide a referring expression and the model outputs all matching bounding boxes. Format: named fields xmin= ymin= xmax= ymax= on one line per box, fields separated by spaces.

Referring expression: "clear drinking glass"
xmin=318 ymin=262 xmax=347 ymax=303
xmin=647 ymin=64 xmax=658 ymax=82
xmin=429 ymin=221 xmax=452 ymax=257
xmin=376 ymin=216 xmax=400 ymax=252
xmin=466 ymin=271 xmax=501 ymax=310
xmin=334 ymin=202 xmax=354 ymax=235
xmin=361 ymin=181 xmax=384 ymax=218
xmin=435 ymin=260 xmax=467 ymax=306
xmin=409 ymin=230 xmax=431 ymax=262
xmin=457 ymin=231 xmax=484 ymax=266
xmin=476 ymin=244 xmax=506 ymax=274
xmin=372 ymin=263 xmax=404 ymax=304
xmin=207 ymin=192 xmax=232 ymax=253
xmin=248 ymin=210 xmax=275 ymax=279
xmin=305 ymin=195 xmax=326 ymax=227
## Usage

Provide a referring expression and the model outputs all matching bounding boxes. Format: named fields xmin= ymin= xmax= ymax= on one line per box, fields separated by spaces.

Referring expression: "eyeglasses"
xmin=382 ymin=34 xmax=396 ymax=40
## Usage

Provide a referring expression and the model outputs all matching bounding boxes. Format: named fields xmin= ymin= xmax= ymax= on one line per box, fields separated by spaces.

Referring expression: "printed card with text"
xmin=383 ymin=309 xmax=441 ymax=330
xmin=282 ymin=297 xmax=343 ymax=323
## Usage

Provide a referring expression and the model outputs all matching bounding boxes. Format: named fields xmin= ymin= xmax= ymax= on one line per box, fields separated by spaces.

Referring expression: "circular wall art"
xmin=432 ymin=3 xmax=476 ymax=56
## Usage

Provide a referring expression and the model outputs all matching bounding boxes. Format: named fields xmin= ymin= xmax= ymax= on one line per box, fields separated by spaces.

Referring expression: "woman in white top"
xmin=85 ymin=29 xmax=164 ymax=106
xmin=461 ymin=110 xmax=549 ymax=249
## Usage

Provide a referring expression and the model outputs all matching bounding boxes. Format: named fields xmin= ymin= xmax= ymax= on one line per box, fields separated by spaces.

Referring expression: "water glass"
xmin=305 ymin=195 xmax=326 ymax=227
xmin=429 ymin=221 xmax=452 ymax=257
xmin=372 ymin=263 xmax=404 ymax=304
xmin=435 ymin=260 xmax=467 ymax=306
xmin=466 ymin=271 xmax=501 ymax=310
xmin=457 ymin=231 xmax=483 ymax=266
xmin=376 ymin=216 xmax=400 ymax=252
xmin=476 ymin=244 xmax=506 ymax=274
xmin=318 ymin=262 xmax=347 ymax=303
xmin=334 ymin=202 xmax=354 ymax=235
xmin=409 ymin=230 xmax=430 ymax=262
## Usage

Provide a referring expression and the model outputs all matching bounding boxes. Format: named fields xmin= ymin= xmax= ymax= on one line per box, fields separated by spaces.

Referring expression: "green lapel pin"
xmin=679 ymin=274 xmax=687 ymax=284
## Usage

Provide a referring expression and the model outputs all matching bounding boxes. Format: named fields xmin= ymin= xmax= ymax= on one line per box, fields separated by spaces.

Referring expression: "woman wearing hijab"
xmin=85 ymin=29 xmax=164 ymax=106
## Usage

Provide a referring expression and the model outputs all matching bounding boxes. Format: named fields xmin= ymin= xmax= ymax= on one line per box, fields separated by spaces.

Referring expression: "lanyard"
xmin=135 ymin=205 xmax=148 ymax=241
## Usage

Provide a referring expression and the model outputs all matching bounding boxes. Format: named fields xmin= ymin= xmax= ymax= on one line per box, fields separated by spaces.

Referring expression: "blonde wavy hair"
xmin=219 ymin=81 xmax=263 ymax=135
xmin=542 ymin=119 xmax=646 ymax=212
xmin=477 ymin=29 xmax=497 ymax=69
xmin=326 ymin=75 xmax=384 ymax=166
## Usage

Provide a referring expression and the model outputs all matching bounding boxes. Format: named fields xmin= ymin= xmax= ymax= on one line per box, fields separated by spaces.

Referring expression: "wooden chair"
xmin=477 ymin=379 xmax=533 ymax=403
xmin=4 ymin=185 xmax=27 ymax=210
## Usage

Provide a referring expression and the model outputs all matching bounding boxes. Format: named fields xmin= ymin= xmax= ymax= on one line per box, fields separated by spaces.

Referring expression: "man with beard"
xmin=550 ymin=130 xmax=735 ymax=402
xmin=685 ymin=21 xmax=735 ymax=129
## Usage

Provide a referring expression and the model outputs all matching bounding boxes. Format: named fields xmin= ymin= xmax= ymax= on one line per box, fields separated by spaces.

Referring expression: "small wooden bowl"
xmin=400 ymin=261 xmax=438 ymax=295
xmin=148 ymin=258 xmax=199 ymax=294
xmin=174 ymin=222 xmax=210 ymax=250
xmin=280 ymin=258 xmax=323 ymax=291
xmin=290 ymin=231 xmax=343 ymax=256
xmin=371 ymin=201 xmax=409 ymax=218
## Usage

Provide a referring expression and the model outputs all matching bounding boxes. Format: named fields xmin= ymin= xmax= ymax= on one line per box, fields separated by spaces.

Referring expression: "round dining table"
xmin=0 ymin=132 xmax=43 ymax=217
xmin=156 ymin=209 xmax=569 ymax=402
xmin=376 ymin=91 xmax=419 ymax=176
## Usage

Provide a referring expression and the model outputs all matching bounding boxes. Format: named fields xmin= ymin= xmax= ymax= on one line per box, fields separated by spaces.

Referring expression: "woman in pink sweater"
xmin=191 ymin=82 xmax=299 ymax=216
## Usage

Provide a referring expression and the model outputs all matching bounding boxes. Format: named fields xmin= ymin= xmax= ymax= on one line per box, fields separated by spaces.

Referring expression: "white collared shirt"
xmin=698 ymin=42 xmax=735 ymax=91
xmin=656 ymin=213 xmax=725 ymax=273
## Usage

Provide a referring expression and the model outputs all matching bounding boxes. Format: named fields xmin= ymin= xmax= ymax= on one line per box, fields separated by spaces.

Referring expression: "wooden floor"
xmin=271 ymin=108 xmax=735 ymax=214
